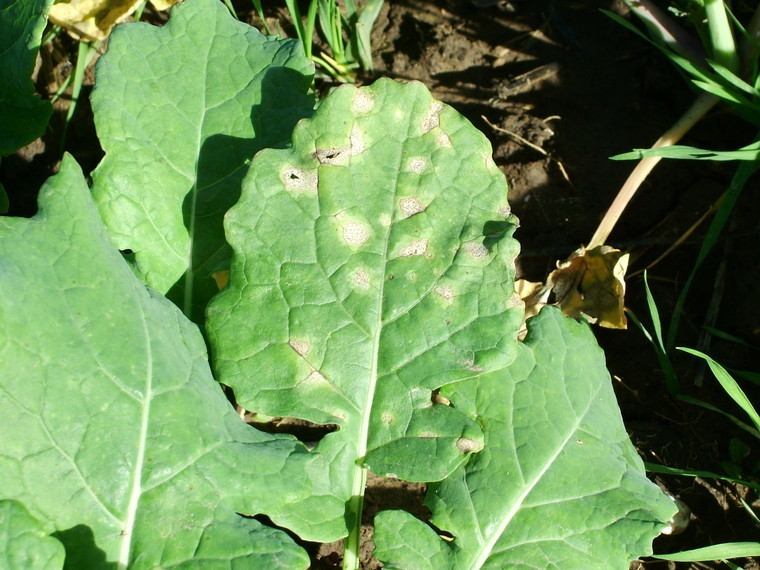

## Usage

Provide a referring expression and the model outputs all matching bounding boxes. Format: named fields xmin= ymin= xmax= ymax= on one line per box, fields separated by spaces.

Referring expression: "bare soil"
xmin=3 ymin=1 xmax=760 ymax=568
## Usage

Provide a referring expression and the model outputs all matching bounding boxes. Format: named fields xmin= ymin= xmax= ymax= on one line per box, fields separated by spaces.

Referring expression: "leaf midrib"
xmin=470 ymin=373 xmax=603 ymax=568
xmin=117 ymin=303 xmax=154 ymax=569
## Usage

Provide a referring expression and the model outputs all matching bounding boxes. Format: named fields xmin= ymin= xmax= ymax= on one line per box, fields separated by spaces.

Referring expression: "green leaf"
xmin=679 ymin=347 xmax=760 ymax=433
xmin=0 ymin=500 xmax=65 ymax=570
xmin=612 ymin=143 xmax=760 ymax=161
xmin=374 ymin=307 xmax=676 ymax=568
xmin=0 ymin=182 xmax=8 ymax=214
xmin=0 ymin=155 xmax=332 ymax=567
xmin=655 ymin=542 xmax=760 ymax=562
xmin=208 ymin=78 xmax=522 ymax=536
xmin=90 ymin=0 xmax=315 ymax=325
xmin=0 ymin=0 xmax=54 ymax=155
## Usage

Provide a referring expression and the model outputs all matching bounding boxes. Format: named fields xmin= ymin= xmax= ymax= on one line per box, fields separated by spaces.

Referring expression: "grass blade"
xmin=677 ymin=394 xmax=760 ymax=439
xmin=645 ymin=462 xmax=760 ymax=492
xmin=250 ymin=0 xmax=270 ymax=34
xmin=612 ymin=143 xmax=760 ymax=161
xmin=666 ymin=136 xmax=760 ymax=349
xmin=679 ymin=347 xmax=760 ymax=433
xmin=654 ymin=542 xmax=760 ymax=562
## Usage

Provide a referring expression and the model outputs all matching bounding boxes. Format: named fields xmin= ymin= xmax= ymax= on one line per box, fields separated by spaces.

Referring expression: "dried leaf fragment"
xmin=49 ymin=0 xmax=180 ymax=41
xmin=518 ymin=245 xmax=629 ymax=332
xmin=49 ymin=0 xmax=143 ymax=40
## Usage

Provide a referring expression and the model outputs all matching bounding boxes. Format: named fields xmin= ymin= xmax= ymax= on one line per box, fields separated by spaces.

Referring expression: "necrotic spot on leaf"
xmin=464 ymin=242 xmax=488 ymax=259
xmin=314 ymin=148 xmax=347 ymax=165
xmin=421 ymin=101 xmax=443 ymax=133
xmin=352 ymin=268 xmax=371 ymax=289
xmin=350 ymin=126 xmax=365 ymax=155
xmin=398 ymin=197 xmax=425 ymax=218
xmin=343 ymin=222 xmax=369 ymax=247
xmin=281 ymin=167 xmax=318 ymax=193
xmin=352 ymin=89 xmax=374 ymax=114
xmin=435 ymin=285 xmax=454 ymax=301
xmin=289 ymin=339 xmax=311 ymax=357
xmin=456 ymin=437 xmax=482 ymax=454
xmin=407 ymin=157 xmax=427 ymax=174
xmin=399 ymin=239 xmax=428 ymax=257
xmin=436 ymin=130 xmax=452 ymax=148
xmin=305 ymin=370 xmax=327 ymax=383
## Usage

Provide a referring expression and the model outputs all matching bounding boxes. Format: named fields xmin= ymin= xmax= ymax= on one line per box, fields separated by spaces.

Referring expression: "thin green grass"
xmin=273 ymin=0 xmax=383 ymax=82
xmin=60 ymin=40 xmax=100 ymax=154
xmin=679 ymin=348 xmax=760 ymax=433
xmin=654 ymin=542 xmax=760 ymax=562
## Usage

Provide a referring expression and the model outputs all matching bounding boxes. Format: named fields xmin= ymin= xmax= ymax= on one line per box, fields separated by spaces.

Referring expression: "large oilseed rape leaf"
xmin=0 ymin=155 xmax=338 ymax=568
xmin=0 ymin=0 xmax=54 ymax=155
xmin=0 ymin=501 xmax=65 ymax=570
xmin=90 ymin=0 xmax=315 ymax=324
xmin=374 ymin=307 xmax=677 ymax=569
xmin=208 ymin=78 xmax=524 ymax=540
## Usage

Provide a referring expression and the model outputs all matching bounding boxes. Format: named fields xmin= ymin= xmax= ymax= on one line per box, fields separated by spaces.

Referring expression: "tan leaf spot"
xmin=421 ymin=101 xmax=444 ymax=133
xmin=435 ymin=285 xmax=454 ymax=301
xmin=407 ymin=157 xmax=427 ymax=174
xmin=465 ymin=242 xmax=488 ymax=259
xmin=353 ymin=268 xmax=371 ymax=290
xmin=399 ymin=197 xmax=425 ymax=218
xmin=399 ymin=239 xmax=428 ymax=257
xmin=314 ymin=147 xmax=348 ymax=165
xmin=289 ymin=339 xmax=310 ymax=357
xmin=456 ymin=437 xmax=482 ymax=454
xmin=436 ymin=130 xmax=452 ymax=148
xmin=281 ymin=167 xmax=317 ymax=192
xmin=343 ymin=222 xmax=369 ymax=247
xmin=352 ymin=90 xmax=374 ymax=114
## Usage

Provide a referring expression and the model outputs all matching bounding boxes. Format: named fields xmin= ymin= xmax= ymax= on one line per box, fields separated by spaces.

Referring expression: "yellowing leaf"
xmin=517 ymin=245 xmax=629 ymax=330
xmin=548 ymin=245 xmax=629 ymax=328
xmin=149 ymin=0 xmax=182 ymax=10
xmin=49 ymin=0 xmax=142 ymax=40
xmin=515 ymin=278 xmax=546 ymax=339
xmin=212 ymin=270 xmax=229 ymax=290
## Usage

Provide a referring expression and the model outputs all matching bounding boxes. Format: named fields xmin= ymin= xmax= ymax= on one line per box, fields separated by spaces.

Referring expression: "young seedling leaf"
xmin=208 ymin=78 xmax=522 ymax=538
xmin=90 ymin=0 xmax=315 ymax=324
xmin=374 ymin=307 xmax=677 ymax=568
xmin=0 ymin=155 xmax=335 ymax=567
xmin=0 ymin=501 xmax=65 ymax=570
xmin=0 ymin=0 xmax=54 ymax=156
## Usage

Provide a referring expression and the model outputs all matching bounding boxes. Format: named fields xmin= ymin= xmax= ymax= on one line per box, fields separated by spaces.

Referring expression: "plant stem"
xmin=587 ymin=91 xmax=718 ymax=248
xmin=342 ymin=468 xmax=368 ymax=570
xmin=60 ymin=40 xmax=98 ymax=155
xmin=704 ymin=0 xmax=740 ymax=73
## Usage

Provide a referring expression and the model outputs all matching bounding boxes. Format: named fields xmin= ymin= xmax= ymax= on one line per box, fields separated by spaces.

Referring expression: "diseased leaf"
xmin=208 ymin=78 xmax=523 ymax=536
xmin=90 ymin=0 xmax=315 ymax=324
xmin=0 ymin=155 xmax=339 ymax=567
xmin=0 ymin=0 xmax=54 ymax=155
xmin=0 ymin=501 xmax=65 ymax=570
xmin=374 ymin=307 xmax=677 ymax=569
xmin=149 ymin=0 xmax=182 ymax=11
xmin=49 ymin=0 xmax=142 ymax=40
xmin=518 ymin=245 xmax=629 ymax=332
